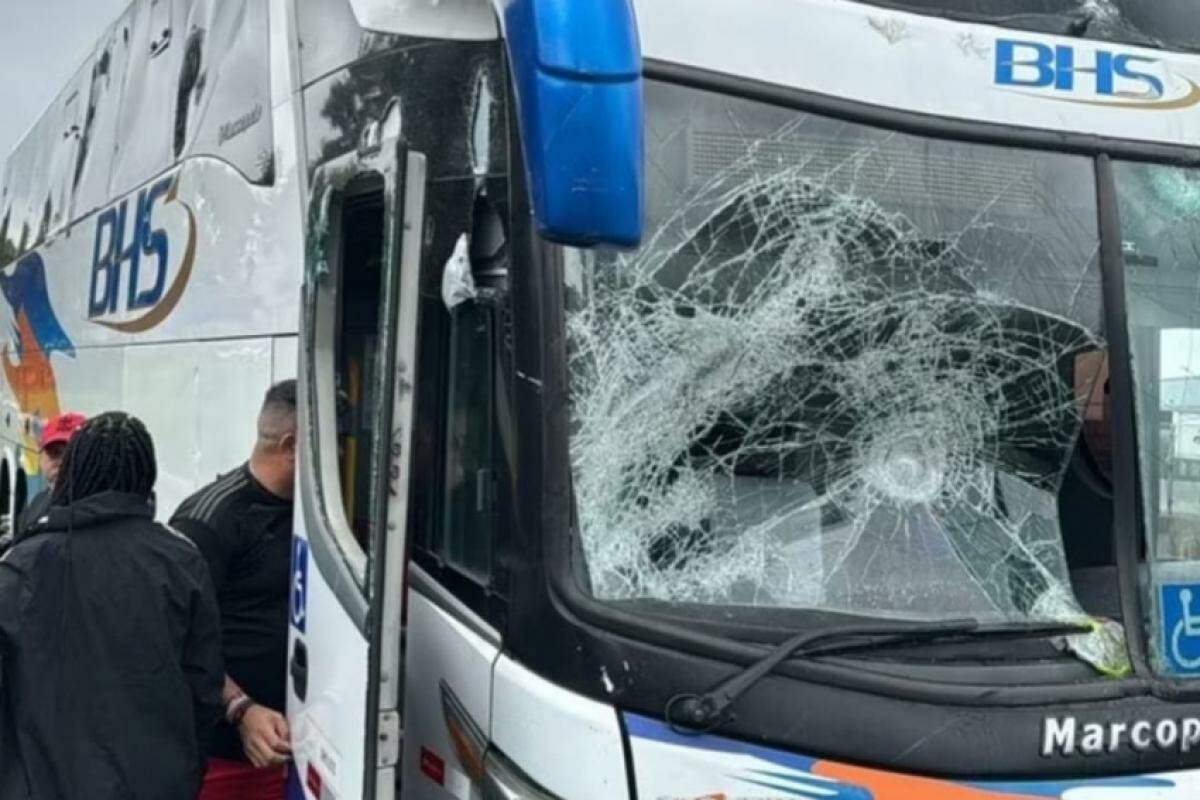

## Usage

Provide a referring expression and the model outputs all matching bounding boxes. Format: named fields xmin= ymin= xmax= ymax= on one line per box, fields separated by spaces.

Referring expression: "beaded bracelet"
xmin=225 ymin=694 xmax=255 ymax=726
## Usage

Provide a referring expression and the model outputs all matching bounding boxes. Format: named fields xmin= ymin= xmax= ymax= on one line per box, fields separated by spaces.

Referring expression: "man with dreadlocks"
xmin=0 ymin=411 xmax=224 ymax=800
xmin=171 ymin=380 xmax=296 ymax=800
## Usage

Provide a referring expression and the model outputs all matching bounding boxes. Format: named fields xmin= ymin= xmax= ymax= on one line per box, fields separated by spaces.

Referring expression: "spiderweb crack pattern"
xmin=568 ymin=134 xmax=1103 ymax=625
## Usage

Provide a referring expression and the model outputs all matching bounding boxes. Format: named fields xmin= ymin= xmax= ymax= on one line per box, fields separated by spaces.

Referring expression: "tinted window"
xmin=2 ymin=116 xmax=52 ymax=258
xmin=335 ymin=193 xmax=386 ymax=549
xmin=441 ymin=303 xmax=495 ymax=579
xmin=40 ymin=64 xmax=90 ymax=238
xmin=0 ymin=142 xmax=32 ymax=263
xmin=176 ymin=0 xmax=274 ymax=183
xmin=73 ymin=10 xmax=134 ymax=217
xmin=109 ymin=0 xmax=184 ymax=197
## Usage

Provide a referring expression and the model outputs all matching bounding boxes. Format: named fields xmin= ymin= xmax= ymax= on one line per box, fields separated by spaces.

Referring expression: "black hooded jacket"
xmin=0 ymin=492 xmax=224 ymax=800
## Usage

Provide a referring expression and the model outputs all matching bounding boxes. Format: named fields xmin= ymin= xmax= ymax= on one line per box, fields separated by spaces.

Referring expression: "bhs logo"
xmin=89 ymin=172 xmax=197 ymax=333
xmin=995 ymin=39 xmax=1200 ymax=109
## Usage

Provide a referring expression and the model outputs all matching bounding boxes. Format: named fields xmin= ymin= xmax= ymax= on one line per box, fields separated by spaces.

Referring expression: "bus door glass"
xmin=291 ymin=118 xmax=427 ymax=800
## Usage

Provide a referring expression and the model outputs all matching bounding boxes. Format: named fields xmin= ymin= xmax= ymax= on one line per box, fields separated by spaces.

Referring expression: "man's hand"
xmin=238 ymin=704 xmax=291 ymax=768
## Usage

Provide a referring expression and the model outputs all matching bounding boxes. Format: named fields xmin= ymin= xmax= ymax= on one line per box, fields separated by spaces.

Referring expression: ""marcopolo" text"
xmin=1042 ymin=716 xmax=1200 ymax=757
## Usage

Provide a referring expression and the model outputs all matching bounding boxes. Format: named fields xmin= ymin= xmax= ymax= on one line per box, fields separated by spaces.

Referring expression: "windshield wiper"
xmin=664 ymin=618 xmax=1092 ymax=733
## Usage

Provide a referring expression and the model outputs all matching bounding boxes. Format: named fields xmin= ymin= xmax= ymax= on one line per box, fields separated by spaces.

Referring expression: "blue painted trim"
xmin=503 ymin=0 xmax=644 ymax=248
xmin=967 ymin=776 xmax=1173 ymax=796
xmin=285 ymin=761 xmax=306 ymax=800
xmin=744 ymin=769 xmax=872 ymax=800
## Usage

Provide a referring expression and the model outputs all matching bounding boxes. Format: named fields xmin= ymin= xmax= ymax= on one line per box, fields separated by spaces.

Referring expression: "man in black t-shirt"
xmin=171 ymin=380 xmax=296 ymax=800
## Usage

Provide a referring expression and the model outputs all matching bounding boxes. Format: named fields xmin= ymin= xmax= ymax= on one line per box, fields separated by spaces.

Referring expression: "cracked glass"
xmin=565 ymin=81 xmax=1112 ymax=629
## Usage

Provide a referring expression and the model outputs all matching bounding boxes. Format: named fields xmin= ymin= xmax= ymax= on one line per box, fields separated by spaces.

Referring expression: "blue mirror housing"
xmin=502 ymin=0 xmax=644 ymax=249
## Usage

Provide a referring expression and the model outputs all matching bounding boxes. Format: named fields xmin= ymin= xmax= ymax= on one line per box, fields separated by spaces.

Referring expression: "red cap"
xmin=39 ymin=412 xmax=86 ymax=449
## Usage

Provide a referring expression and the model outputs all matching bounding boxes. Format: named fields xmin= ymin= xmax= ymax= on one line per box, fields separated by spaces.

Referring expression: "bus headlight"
xmin=441 ymin=680 xmax=563 ymax=800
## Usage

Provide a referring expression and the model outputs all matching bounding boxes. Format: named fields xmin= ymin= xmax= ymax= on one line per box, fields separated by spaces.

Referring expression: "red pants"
xmin=198 ymin=758 xmax=286 ymax=800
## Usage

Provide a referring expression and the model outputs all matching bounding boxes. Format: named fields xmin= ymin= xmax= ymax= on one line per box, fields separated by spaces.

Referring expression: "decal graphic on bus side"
xmin=0 ymin=252 xmax=75 ymax=476
xmin=995 ymin=39 xmax=1200 ymax=110
xmin=291 ymin=537 xmax=308 ymax=633
xmin=626 ymin=714 xmax=1187 ymax=799
xmin=88 ymin=172 xmax=198 ymax=333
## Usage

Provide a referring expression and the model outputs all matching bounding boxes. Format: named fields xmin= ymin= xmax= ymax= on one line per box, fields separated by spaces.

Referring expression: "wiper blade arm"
xmin=664 ymin=619 xmax=1091 ymax=733
xmin=801 ymin=620 xmax=1092 ymax=659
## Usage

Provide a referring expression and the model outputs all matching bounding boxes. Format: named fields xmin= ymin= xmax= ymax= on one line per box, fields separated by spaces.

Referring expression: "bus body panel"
xmin=0 ymin=152 xmax=301 ymax=511
xmin=6 ymin=0 xmax=1200 ymax=798
xmin=490 ymin=655 xmax=630 ymax=800
xmin=637 ymin=0 xmax=1200 ymax=149
xmin=120 ymin=337 xmax=276 ymax=511
xmin=400 ymin=580 xmax=500 ymax=800
xmin=344 ymin=0 xmax=497 ymax=42
xmin=289 ymin=523 xmax=371 ymax=800
xmin=625 ymin=713 xmax=1200 ymax=799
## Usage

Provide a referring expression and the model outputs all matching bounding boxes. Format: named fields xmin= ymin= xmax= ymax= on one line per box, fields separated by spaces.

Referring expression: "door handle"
xmin=290 ymin=639 xmax=309 ymax=703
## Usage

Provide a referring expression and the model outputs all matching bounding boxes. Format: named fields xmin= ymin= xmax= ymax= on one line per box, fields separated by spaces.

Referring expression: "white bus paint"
xmin=5 ymin=1 xmax=1200 ymax=799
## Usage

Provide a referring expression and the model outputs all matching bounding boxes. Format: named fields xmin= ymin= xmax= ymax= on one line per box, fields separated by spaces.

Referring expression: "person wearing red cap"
xmin=14 ymin=412 xmax=86 ymax=540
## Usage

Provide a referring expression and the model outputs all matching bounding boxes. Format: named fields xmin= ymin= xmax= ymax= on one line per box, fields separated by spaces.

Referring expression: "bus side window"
xmin=173 ymin=0 xmax=274 ymax=185
xmin=409 ymin=181 xmax=512 ymax=618
xmin=441 ymin=302 xmax=496 ymax=579
xmin=73 ymin=8 xmax=133 ymax=217
xmin=109 ymin=0 xmax=184 ymax=198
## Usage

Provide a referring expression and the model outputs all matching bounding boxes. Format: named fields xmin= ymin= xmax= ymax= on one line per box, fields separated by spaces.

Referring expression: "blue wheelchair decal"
xmin=291 ymin=538 xmax=308 ymax=634
xmin=1161 ymin=583 xmax=1200 ymax=675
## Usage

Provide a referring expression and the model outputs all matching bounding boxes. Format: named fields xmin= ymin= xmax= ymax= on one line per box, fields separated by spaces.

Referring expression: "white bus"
xmin=6 ymin=0 xmax=1200 ymax=798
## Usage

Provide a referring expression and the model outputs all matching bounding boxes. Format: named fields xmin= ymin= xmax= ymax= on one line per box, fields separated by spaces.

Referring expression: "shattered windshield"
xmin=850 ymin=0 xmax=1199 ymax=54
xmin=565 ymin=81 xmax=1112 ymax=626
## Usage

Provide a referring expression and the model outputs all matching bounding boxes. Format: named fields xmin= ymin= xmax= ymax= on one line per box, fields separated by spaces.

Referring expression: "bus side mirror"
xmin=501 ymin=0 xmax=644 ymax=249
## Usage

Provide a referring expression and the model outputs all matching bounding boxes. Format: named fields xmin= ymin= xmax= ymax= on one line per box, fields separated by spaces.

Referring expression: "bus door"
xmin=290 ymin=102 xmax=425 ymax=800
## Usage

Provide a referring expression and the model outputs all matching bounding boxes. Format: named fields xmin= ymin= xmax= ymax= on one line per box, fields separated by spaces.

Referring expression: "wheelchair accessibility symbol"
xmin=1161 ymin=583 xmax=1200 ymax=675
xmin=291 ymin=538 xmax=308 ymax=634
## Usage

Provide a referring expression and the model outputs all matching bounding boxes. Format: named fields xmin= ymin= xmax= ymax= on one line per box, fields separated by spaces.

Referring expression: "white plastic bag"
xmin=441 ymin=233 xmax=477 ymax=310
